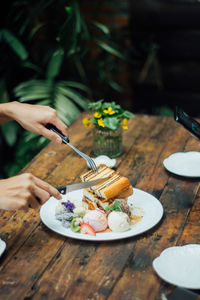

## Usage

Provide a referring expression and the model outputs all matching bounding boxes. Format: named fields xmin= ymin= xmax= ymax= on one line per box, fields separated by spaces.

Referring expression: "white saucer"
xmin=0 ymin=238 xmax=6 ymax=257
xmin=87 ymin=155 xmax=116 ymax=169
xmin=153 ymin=244 xmax=200 ymax=289
xmin=163 ymin=151 xmax=200 ymax=177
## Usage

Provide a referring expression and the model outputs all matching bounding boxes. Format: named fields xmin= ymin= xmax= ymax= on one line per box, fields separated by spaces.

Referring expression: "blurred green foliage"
xmin=0 ymin=0 xmax=129 ymax=177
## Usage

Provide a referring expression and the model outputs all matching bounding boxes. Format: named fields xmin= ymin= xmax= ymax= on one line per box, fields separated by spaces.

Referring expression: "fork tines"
xmin=67 ymin=142 xmax=97 ymax=173
xmin=87 ymin=157 xmax=97 ymax=173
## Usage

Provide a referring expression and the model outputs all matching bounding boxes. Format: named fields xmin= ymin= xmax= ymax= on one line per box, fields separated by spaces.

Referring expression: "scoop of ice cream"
xmin=83 ymin=209 xmax=108 ymax=232
xmin=108 ymin=211 xmax=130 ymax=232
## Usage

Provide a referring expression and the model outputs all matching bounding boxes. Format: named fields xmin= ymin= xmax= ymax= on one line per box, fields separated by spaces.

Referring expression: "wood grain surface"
xmin=0 ymin=113 xmax=200 ymax=300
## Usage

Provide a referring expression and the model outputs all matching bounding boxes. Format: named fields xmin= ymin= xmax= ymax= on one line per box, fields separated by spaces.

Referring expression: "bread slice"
xmin=82 ymin=189 xmax=112 ymax=210
xmin=80 ymin=164 xmax=133 ymax=210
xmin=82 ymin=185 xmax=133 ymax=211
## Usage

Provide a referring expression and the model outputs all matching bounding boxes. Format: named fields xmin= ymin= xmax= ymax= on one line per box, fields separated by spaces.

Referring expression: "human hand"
xmin=6 ymin=102 xmax=69 ymax=143
xmin=0 ymin=173 xmax=61 ymax=211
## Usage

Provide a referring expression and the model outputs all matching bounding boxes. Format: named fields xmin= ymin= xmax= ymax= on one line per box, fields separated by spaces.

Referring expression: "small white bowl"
xmin=87 ymin=155 xmax=116 ymax=169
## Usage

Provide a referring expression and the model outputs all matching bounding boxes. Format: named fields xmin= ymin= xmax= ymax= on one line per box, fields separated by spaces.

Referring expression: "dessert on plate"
xmin=55 ymin=164 xmax=142 ymax=236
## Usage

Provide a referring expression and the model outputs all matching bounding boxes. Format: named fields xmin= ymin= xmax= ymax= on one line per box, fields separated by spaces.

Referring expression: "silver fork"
xmin=46 ymin=124 xmax=97 ymax=172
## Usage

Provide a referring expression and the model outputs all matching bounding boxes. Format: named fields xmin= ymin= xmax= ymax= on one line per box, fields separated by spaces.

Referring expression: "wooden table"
xmin=0 ymin=113 xmax=200 ymax=300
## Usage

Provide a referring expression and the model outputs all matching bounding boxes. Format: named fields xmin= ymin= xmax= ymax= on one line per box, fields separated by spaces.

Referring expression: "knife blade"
xmin=56 ymin=178 xmax=107 ymax=195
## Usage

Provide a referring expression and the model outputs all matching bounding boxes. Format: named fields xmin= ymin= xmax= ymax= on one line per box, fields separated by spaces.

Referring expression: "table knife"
xmin=56 ymin=178 xmax=106 ymax=195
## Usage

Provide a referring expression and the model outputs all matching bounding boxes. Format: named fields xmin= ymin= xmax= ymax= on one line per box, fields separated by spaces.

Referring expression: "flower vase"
xmin=92 ymin=126 xmax=123 ymax=158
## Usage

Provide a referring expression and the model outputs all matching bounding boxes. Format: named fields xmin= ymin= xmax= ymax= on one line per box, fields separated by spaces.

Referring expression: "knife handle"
xmin=46 ymin=123 xmax=70 ymax=144
xmin=56 ymin=186 xmax=67 ymax=195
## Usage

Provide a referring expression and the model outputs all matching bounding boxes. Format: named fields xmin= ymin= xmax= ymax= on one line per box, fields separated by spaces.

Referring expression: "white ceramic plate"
xmin=40 ymin=188 xmax=163 ymax=242
xmin=0 ymin=238 xmax=6 ymax=257
xmin=153 ymin=244 xmax=200 ymax=289
xmin=163 ymin=151 xmax=200 ymax=177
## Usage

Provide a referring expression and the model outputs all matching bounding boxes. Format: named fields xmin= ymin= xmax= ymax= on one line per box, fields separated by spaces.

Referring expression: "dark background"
xmin=130 ymin=0 xmax=200 ymax=116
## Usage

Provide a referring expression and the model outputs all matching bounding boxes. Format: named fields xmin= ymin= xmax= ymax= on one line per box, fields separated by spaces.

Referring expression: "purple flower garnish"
xmin=62 ymin=200 xmax=75 ymax=212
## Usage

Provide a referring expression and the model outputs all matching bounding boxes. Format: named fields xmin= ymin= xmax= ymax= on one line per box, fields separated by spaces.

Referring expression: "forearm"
xmin=0 ymin=101 xmax=19 ymax=124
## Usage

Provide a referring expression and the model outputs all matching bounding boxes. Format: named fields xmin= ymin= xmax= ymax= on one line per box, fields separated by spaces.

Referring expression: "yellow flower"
xmin=98 ymin=118 xmax=104 ymax=127
xmin=122 ymin=118 xmax=128 ymax=129
xmin=94 ymin=112 xmax=102 ymax=118
xmin=103 ymin=107 xmax=115 ymax=115
xmin=82 ymin=118 xmax=91 ymax=129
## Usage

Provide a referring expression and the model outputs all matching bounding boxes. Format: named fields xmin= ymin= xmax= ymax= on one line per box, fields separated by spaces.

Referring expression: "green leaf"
xmin=105 ymin=200 xmax=121 ymax=212
xmin=21 ymin=61 xmax=42 ymax=73
xmin=124 ymin=111 xmax=135 ymax=119
xmin=107 ymin=79 xmax=124 ymax=93
xmin=59 ymin=81 xmax=91 ymax=93
xmin=35 ymin=99 xmax=50 ymax=106
xmin=1 ymin=29 xmax=28 ymax=60
xmin=88 ymin=99 xmax=104 ymax=110
xmin=92 ymin=21 xmax=110 ymax=35
xmin=14 ymin=82 xmax=50 ymax=101
xmin=14 ymin=80 xmax=51 ymax=96
xmin=104 ymin=117 xmax=120 ymax=131
xmin=73 ymin=0 xmax=81 ymax=34
xmin=55 ymin=94 xmax=81 ymax=125
xmin=17 ymin=93 xmax=49 ymax=101
xmin=46 ymin=48 xmax=64 ymax=80
xmin=65 ymin=6 xmax=73 ymax=14
xmin=57 ymin=85 xmax=89 ymax=109
xmin=95 ymin=39 xmax=125 ymax=60
xmin=23 ymin=132 xmax=39 ymax=143
xmin=1 ymin=121 xmax=19 ymax=146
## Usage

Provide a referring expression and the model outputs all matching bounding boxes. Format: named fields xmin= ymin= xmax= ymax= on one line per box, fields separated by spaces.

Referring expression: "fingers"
xmin=44 ymin=108 xmax=69 ymax=143
xmin=32 ymin=185 xmax=50 ymax=205
xmin=39 ymin=120 xmax=69 ymax=144
xmin=13 ymin=192 xmax=40 ymax=211
xmin=39 ymin=125 xmax=63 ymax=144
xmin=25 ymin=178 xmax=61 ymax=209
xmin=21 ymin=185 xmax=52 ymax=210
xmin=32 ymin=176 xmax=61 ymax=201
xmin=27 ymin=196 xmax=40 ymax=210
xmin=53 ymin=118 xmax=69 ymax=138
xmin=20 ymin=173 xmax=61 ymax=210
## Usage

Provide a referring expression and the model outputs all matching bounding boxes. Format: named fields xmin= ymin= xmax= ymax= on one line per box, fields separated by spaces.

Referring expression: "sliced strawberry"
xmin=80 ymin=223 xmax=96 ymax=236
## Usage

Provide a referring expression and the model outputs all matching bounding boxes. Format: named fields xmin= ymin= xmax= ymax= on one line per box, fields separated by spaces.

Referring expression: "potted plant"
xmin=83 ymin=100 xmax=134 ymax=157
